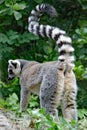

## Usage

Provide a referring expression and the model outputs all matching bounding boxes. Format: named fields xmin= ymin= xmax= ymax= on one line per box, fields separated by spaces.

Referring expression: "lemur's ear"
xmin=11 ymin=61 xmax=17 ymax=68
xmin=8 ymin=60 xmax=12 ymax=64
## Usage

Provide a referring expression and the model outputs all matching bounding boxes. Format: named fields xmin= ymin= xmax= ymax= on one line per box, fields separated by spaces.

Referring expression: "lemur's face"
xmin=8 ymin=60 xmax=21 ymax=80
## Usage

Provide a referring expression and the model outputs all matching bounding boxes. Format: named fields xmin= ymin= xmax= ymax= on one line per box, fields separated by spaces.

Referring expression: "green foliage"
xmin=0 ymin=90 xmax=87 ymax=129
xmin=77 ymin=80 xmax=87 ymax=108
xmin=26 ymin=108 xmax=87 ymax=130
xmin=73 ymin=26 xmax=87 ymax=80
xmin=73 ymin=27 xmax=87 ymax=62
xmin=0 ymin=98 xmax=6 ymax=108
xmin=79 ymin=0 xmax=87 ymax=10
xmin=5 ymin=93 xmax=20 ymax=111
xmin=0 ymin=79 xmax=20 ymax=99
xmin=29 ymin=95 xmax=39 ymax=108
xmin=34 ymin=0 xmax=43 ymax=4
xmin=78 ymin=109 xmax=87 ymax=119
xmin=0 ymin=0 xmax=26 ymax=20
xmin=74 ymin=65 xmax=85 ymax=80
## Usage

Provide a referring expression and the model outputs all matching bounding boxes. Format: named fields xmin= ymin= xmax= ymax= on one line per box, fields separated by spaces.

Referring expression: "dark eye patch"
xmin=11 ymin=61 xmax=17 ymax=68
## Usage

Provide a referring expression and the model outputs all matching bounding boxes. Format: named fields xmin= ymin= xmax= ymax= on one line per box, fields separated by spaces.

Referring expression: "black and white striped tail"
xmin=28 ymin=3 xmax=75 ymax=68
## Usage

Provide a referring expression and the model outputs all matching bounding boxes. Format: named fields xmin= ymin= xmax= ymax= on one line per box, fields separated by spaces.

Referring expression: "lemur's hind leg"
xmin=40 ymin=62 xmax=65 ymax=121
xmin=61 ymin=67 xmax=78 ymax=122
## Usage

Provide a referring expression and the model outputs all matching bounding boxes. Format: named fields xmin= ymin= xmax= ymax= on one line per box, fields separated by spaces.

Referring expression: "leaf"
xmin=29 ymin=95 xmax=39 ymax=108
xmin=0 ymin=0 xmax=5 ymax=4
xmin=14 ymin=11 xmax=22 ymax=20
xmin=0 ymin=33 xmax=9 ymax=43
xmin=35 ymin=121 xmax=40 ymax=129
xmin=43 ymin=46 xmax=53 ymax=55
xmin=5 ymin=0 xmax=12 ymax=7
xmin=27 ymin=33 xmax=39 ymax=40
xmin=29 ymin=101 xmax=38 ymax=108
xmin=0 ymin=98 xmax=5 ymax=108
xmin=13 ymin=3 xmax=26 ymax=11
xmin=75 ymin=29 xmax=81 ymax=35
xmin=7 ymin=30 xmax=18 ymax=36
xmin=6 ymin=93 xmax=18 ymax=107
xmin=33 ymin=0 xmax=43 ymax=4
xmin=78 ymin=109 xmax=87 ymax=119
xmin=9 ymin=34 xmax=19 ymax=40
xmin=82 ymin=28 xmax=87 ymax=34
xmin=82 ymin=4 xmax=87 ymax=10
xmin=6 ymin=30 xmax=19 ymax=45
xmin=0 ymin=8 xmax=10 ymax=16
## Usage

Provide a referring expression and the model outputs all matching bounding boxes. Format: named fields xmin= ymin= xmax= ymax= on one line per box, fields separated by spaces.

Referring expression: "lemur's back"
xmin=20 ymin=60 xmax=59 ymax=84
xmin=20 ymin=60 xmax=62 ymax=96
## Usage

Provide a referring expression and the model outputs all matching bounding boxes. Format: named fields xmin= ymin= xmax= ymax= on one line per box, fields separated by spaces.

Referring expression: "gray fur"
xmin=8 ymin=59 xmax=77 ymax=122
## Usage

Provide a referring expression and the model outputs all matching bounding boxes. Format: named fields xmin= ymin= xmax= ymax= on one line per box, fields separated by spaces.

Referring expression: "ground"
xmin=0 ymin=109 xmax=34 ymax=130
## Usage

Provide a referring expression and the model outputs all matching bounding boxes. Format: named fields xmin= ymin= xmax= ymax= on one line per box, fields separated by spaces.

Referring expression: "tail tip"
xmin=42 ymin=3 xmax=57 ymax=17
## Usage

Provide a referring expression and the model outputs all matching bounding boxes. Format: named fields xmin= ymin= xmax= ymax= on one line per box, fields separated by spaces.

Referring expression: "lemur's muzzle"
xmin=8 ymin=69 xmax=15 ymax=80
xmin=8 ymin=76 xmax=15 ymax=80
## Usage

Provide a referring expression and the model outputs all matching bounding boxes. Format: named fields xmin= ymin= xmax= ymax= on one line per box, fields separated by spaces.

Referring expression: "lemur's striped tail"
xmin=28 ymin=3 xmax=75 ymax=68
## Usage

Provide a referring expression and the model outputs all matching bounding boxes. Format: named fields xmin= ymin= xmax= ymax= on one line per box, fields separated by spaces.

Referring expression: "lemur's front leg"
xmin=20 ymin=87 xmax=30 ymax=112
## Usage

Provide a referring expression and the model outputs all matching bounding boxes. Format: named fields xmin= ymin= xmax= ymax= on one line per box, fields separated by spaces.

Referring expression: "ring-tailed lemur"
xmin=8 ymin=3 xmax=77 ymax=122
